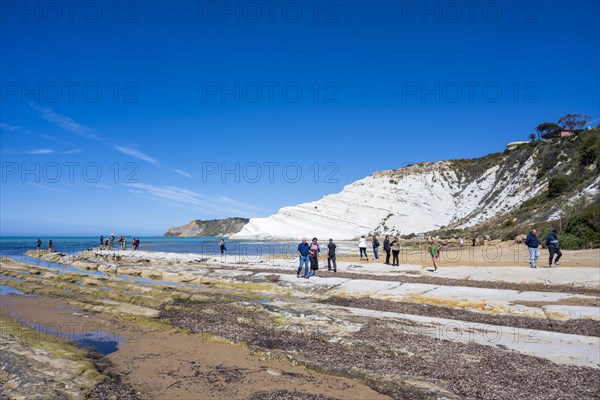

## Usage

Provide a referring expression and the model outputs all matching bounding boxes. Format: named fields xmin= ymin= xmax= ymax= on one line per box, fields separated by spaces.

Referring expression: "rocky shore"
xmin=0 ymin=249 xmax=598 ymax=399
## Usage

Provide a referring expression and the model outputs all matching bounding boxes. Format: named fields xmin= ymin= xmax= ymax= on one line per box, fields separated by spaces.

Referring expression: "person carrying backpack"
xmin=372 ymin=235 xmax=380 ymax=261
xmin=545 ymin=229 xmax=562 ymax=268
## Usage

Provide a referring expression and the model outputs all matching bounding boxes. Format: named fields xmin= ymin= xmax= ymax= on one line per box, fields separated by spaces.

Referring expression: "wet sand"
xmin=0 ymin=293 xmax=387 ymax=400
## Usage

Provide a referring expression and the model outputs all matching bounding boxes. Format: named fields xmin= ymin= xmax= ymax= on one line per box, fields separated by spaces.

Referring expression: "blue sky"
xmin=1 ymin=1 xmax=599 ymax=235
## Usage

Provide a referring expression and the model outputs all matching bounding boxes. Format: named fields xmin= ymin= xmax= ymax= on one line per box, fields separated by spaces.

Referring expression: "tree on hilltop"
xmin=558 ymin=113 xmax=591 ymax=132
xmin=535 ymin=122 xmax=561 ymax=139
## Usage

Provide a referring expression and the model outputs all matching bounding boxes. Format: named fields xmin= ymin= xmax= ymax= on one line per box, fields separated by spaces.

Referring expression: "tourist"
xmin=134 ymin=238 xmax=140 ymax=250
xmin=358 ymin=235 xmax=368 ymax=260
xmin=428 ymin=239 xmax=440 ymax=272
xmin=390 ymin=237 xmax=400 ymax=266
xmin=219 ymin=239 xmax=227 ymax=255
xmin=472 ymin=237 xmax=476 ymax=246
xmin=327 ymin=238 xmax=337 ymax=272
xmin=372 ymin=235 xmax=380 ymax=261
xmin=309 ymin=238 xmax=320 ymax=277
xmin=524 ymin=229 xmax=539 ymax=269
xmin=545 ymin=229 xmax=562 ymax=268
xmin=122 ymin=237 xmax=127 ymax=250
xmin=99 ymin=235 xmax=104 ymax=249
xmin=36 ymin=238 xmax=42 ymax=250
xmin=383 ymin=235 xmax=391 ymax=265
xmin=109 ymin=234 xmax=115 ymax=250
xmin=104 ymin=238 xmax=109 ymax=248
xmin=297 ymin=237 xmax=310 ymax=279
xmin=48 ymin=239 xmax=53 ymax=252
xmin=459 ymin=237 xmax=464 ymax=247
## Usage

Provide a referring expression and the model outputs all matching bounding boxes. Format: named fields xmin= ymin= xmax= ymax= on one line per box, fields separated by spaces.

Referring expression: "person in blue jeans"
xmin=524 ymin=229 xmax=539 ymax=269
xmin=297 ymin=237 xmax=310 ymax=279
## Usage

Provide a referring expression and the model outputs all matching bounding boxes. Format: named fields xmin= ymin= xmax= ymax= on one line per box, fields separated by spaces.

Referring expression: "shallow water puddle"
xmin=2 ymin=293 xmax=125 ymax=355
xmin=9 ymin=255 xmax=107 ymax=277
xmin=0 ymin=274 xmax=24 ymax=282
xmin=20 ymin=319 xmax=124 ymax=354
xmin=0 ymin=285 xmax=25 ymax=295
xmin=10 ymin=255 xmax=205 ymax=290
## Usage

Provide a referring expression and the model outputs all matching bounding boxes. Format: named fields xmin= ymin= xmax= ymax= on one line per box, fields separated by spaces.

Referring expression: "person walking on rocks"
xmin=391 ymin=237 xmax=400 ymax=266
xmin=327 ymin=238 xmax=337 ymax=272
xmin=545 ymin=229 xmax=562 ymax=268
xmin=309 ymin=238 xmax=320 ymax=277
xmin=109 ymin=234 xmax=115 ymax=250
xmin=383 ymin=235 xmax=391 ymax=265
xmin=358 ymin=235 xmax=369 ymax=260
xmin=297 ymin=237 xmax=310 ymax=279
xmin=122 ymin=237 xmax=127 ymax=250
xmin=219 ymin=239 xmax=227 ymax=256
xmin=372 ymin=235 xmax=380 ymax=261
xmin=428 ymin=239 xmax=440 ymax=273
xmin=524 ymin=229 xmax=540 ymax=269
xmin=36 ymin=238 xmax=42 ymax=250
xmin=48 ymin=239 xmax=53 ymax=252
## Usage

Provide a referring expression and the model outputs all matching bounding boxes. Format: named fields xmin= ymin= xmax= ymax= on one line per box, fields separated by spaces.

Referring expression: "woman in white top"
xmin=358 ymin=235 xmax=368 ymax=260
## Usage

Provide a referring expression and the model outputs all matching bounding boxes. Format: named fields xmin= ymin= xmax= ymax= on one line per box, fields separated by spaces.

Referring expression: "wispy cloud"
xmin=31 ymin=183 xmax=64 ymax=192
xmin=62 ymin=149 xmax=81 ymax=154
xmin=125 ymin=182 xmax=264 ymax=216
xmin=30 ymin=104 xmax=99 ymax=140
xmin=39 ymin=133 xmax=73 ymax=146
xmin=0 ymin=122 xmax=23 ymax=132
xmin=28 ymin=105 xmax=192 ymax=180
xmin=26 ymin=149 xmax=55 ymax=154
xmin=174 ymin=169 xmax=193 ymax=178
xmin=114 ymin=146 xmax=158 ymax=165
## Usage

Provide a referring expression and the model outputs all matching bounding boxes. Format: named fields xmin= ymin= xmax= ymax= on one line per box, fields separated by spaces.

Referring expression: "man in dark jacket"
xmin=545 ymin=229 xmax=562 ymax=268
xmin=297 ymin=237 xmax=310 ymax=279
xmin=383 ymin=236 xmax=391 ymax=265
xmin=327 ymin=238 xmax=337 ymax=272
xmin=524 ymin=229 xmax=539 ymax=269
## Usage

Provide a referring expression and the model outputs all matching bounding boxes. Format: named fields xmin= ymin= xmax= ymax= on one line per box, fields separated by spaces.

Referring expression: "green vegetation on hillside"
xmin=431 ymin=126 xmax=600 ymax=249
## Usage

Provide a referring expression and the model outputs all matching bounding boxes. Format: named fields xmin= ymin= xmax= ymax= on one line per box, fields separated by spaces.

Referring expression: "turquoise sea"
xmin=0 ymin=236 xmax=299 ymax=258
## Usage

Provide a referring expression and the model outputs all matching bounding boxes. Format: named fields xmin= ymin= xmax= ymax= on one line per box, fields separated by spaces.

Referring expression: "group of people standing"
xmin=36 ymin=238 xmax=53 ymax=252
xmin=297 ymin=237 xmax=338 ymax=278
xmin=99 ymin=234 xmax=140 ymax=251
xmin=297 ymin=235 xmax=442 ymax=277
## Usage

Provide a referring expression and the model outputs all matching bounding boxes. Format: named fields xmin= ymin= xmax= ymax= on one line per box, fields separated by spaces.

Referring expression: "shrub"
xmin=547 ymin=175 xmax=570 ymax=198
xmin=564 ymin=201 xmax=600 ymax=248
xmin=558 ymin=234 xmax=583 ymax=250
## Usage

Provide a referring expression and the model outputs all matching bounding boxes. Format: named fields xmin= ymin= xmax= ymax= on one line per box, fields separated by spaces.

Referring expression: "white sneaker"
xmin=554 ymin=262 xmax=560 ymax=266
xmin=433 ymin=270 xmax=439 ymax=273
